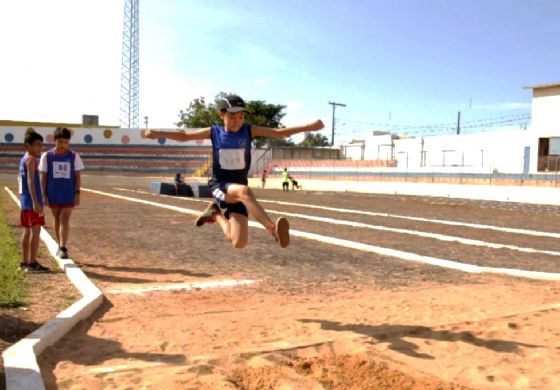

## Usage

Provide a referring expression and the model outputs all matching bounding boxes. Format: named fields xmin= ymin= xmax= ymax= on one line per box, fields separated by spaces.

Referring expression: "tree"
xmin=176 ymin=96 xmax=220 ymax=128
xmin=298 ymin=133 xmax=330 ymax=147
xmin=176 ymin=93 xmax=293 ymax=148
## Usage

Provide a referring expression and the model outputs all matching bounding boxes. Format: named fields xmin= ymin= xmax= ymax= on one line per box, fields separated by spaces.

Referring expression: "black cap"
xmin=217 ymin=95 xmax=248 ymax=113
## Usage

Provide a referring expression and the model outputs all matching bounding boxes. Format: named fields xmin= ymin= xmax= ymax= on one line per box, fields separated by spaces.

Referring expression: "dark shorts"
xmin=20 ymin=210 xmax=45 ymax=227
xmin=208 ymin=180 xmax=248 ymax=219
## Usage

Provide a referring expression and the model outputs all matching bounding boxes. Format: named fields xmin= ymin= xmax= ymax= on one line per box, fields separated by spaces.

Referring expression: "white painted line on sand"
xmin=106 ymin=279 xmax=255 ymax=295
xmin=289 ymin=229 xmax=560 ymax=281
xmin=85 ymin=188 xmax=202 ymax=215
xmin=91 ymin=188 xmax=560 ymax=281
xmin=265 ymin=209 xmax=560 ymax=258
xmin=3 ymin=187 xmax=104 ymax=390
xmin=112 ymin=187 xmax=560 ymax=259
xmin=258 ymin=199 xmax=560 ymax=239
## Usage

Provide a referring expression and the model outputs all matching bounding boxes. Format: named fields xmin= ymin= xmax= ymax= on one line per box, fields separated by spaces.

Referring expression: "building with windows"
xmin=342 ymin=82 xmax=560 ymax=174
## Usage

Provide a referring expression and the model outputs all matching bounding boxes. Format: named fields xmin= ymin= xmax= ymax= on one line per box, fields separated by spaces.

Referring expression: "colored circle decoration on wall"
xmin=47 ymin=134 xmax=54 ymax=143
xmin=103 ymin=129 xmax=113 ymax=138
xmin=84 ymin=134 xmax=93 ymax=144
xmin=121 ymin=135 xmax=130 ymax=144
xmin=4 ymin=133 xmax=14 ymax=142
xmin=158 ymin=137 xmax=166 ymax=145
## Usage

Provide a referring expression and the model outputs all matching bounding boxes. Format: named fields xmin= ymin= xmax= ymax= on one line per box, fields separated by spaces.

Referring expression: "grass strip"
xmin=0 ymin=191 xmax=26 ymax=307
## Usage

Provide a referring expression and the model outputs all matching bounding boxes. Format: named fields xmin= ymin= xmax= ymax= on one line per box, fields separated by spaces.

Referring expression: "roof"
xmin=523 ymin=82 xmax=560 ymax=90
xmin=0 ymin=119 xmax=118 ymax=128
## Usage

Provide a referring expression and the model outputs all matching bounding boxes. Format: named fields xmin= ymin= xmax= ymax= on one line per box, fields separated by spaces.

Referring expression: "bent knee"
xmin=237 ymin=185 xmax=253 ymax=199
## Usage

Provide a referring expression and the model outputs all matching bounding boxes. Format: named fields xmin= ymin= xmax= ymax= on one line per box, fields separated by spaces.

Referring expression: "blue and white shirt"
xmin=18 ymin=153 xmax=43 ymax=211
xmin=210 ymin=124 xmax=252 ymax=185
xmin=39 ymin=149 xmax=84 ymax=205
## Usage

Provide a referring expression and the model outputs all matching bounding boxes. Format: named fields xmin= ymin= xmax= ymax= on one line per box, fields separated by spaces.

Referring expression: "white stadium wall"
xmin=342 ymin=129 xmax=536 ymax=174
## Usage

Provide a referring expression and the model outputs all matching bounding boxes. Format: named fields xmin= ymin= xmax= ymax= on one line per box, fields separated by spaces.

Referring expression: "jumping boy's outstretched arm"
xmin=141 ymin=128 xmax=211 ymax=142
xmin=252 ymin=120 xmax=324 ymax=138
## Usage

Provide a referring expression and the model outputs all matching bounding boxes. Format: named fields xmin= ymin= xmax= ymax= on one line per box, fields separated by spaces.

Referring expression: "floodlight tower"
xmin=120 ymin=0 xmax=140 ymax=128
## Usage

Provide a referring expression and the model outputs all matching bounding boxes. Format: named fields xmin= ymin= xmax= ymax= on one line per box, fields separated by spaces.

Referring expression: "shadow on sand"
xmin=39 ymin=298 xmax=186 ymax=389
xmin=299 ymin=319 xmax=541 ymax=359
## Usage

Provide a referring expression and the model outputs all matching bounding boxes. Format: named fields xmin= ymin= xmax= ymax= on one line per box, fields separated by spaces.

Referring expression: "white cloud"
xmin=0 ymin=1 xmax=122 ymax=124
xmin=141 ymin=60 xmax=217 ymax=129
xmin=0 ymin=1 xmax=221 ymax=128
xmin=474 ymin=102 xmax=531 ymax=111
xmin=255 ymin=76 xmax=273 ymax=86
xmin=286 ymin=100 xmax=303 ymax=111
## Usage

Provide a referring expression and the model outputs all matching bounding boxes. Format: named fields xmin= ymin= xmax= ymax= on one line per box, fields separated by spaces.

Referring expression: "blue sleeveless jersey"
xmin=210 ymin=124 xmax=252 ymax=185
xmin=45 ymin=149 xmax=76 ymax=205
xmin=19 ymin=153 xmax=43 ymax=210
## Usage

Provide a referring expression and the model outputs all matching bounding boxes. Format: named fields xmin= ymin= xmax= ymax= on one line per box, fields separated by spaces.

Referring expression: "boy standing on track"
xmin=260 ymin=169 xmax=267 ymax=189
xmin=19 ymin=128 xmax=49 ymax=272
xmin=282 ymin=168 xmax=290 ymax=191
xmin=142 ymin=94 xmax=324 ymax=249
xmin=40 ymin=127 xmax=85 ymax=259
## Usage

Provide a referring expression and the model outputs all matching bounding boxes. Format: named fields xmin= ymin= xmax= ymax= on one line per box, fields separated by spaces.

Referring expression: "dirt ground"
xmin=4 ymin=174 xmax=560 ymax=389
xmin=0 ymin=184 xmax=81 ymax=390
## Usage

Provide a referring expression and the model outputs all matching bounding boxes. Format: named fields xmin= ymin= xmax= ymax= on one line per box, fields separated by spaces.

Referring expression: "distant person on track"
xmin=260 ymin=169 xmax=268 ymax=189
xmin=282 ymin=168 xmax=290 ymax=192
xmin=40 ymin=127 xmax=85 ymax=260
xmin=174 ymin=172 xmax=186 ymax=195
xmin=142 ymin=94 xmax=324 ymax=249
xmin=18 ymin=128 xmax=49 ymax=272
xmin=289 ymin=176 xmax=302 ymax=191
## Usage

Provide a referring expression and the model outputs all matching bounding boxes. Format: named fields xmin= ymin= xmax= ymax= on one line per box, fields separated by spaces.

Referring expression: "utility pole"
xmin=329 ymin=101 xmax=346 ymax=146
xmin=456 ymin=111 xmax=461 ymax=135
xmin=144 ymin=116 xmax=149 ymax=128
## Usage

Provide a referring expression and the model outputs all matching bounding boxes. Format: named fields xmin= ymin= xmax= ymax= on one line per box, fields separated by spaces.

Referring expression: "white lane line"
xmin=291 ymin=230 xmax=560 ymax=281
xmin=106 ymin=279 xmax=255 ymax=295
xmin=85 ymin=188 xmax=202 ymax=215
xmin=112 ymin=187 xmax=560 ymax=258
xmin=258 ymin=199 xmax=560 ymax=239
xmin=89 ymin=188 xmax=560 ymax=281
xmin=265 ymin=210 xmax=560 ymax=258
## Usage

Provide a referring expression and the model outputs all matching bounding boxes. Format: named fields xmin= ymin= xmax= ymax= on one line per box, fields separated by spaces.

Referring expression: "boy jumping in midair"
xmin=142 ymin=94 xmax=324 ymax=249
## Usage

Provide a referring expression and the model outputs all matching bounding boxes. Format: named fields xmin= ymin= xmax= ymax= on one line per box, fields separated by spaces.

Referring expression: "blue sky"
xmin=1 ymin=0 xmax=558 ymax=144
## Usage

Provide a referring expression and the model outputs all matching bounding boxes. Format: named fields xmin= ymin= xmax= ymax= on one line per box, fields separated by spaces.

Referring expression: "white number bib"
xmin=219 ymin=149 xmax=245 ymax=170
xmin=53 ymin=161 xmax=71 ymax=179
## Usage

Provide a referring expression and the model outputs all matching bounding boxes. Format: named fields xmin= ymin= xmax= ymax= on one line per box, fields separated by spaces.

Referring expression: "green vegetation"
xmin=0 ymin=192 xmax=26 ymax=307
xmin=299 ymin=132 xmax=330 ymax=147
xmin=178 ymin=92 xmax=331 ymax=149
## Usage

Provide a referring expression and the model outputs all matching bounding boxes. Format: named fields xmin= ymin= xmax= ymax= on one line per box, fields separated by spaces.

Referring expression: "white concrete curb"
xmin=2 ymin=187 xmax=104 ymax=390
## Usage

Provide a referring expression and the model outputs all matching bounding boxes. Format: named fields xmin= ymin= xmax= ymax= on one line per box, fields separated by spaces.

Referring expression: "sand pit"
xmin=31 ymin=178 xmax=560 ymax=389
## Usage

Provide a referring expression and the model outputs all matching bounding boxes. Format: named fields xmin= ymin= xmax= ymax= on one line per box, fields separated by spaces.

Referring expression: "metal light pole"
xmin=120 ymin=0 xmax=140 ymax=129
xmin=329 ymin=101 xmax=346 ymax=146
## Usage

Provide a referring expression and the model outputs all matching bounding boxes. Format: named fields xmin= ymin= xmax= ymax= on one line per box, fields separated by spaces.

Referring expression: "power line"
xmin=336 ymin=113 xmax=531 ymax=138
xmin=340 ymin=113 xmax=530 ymax=130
